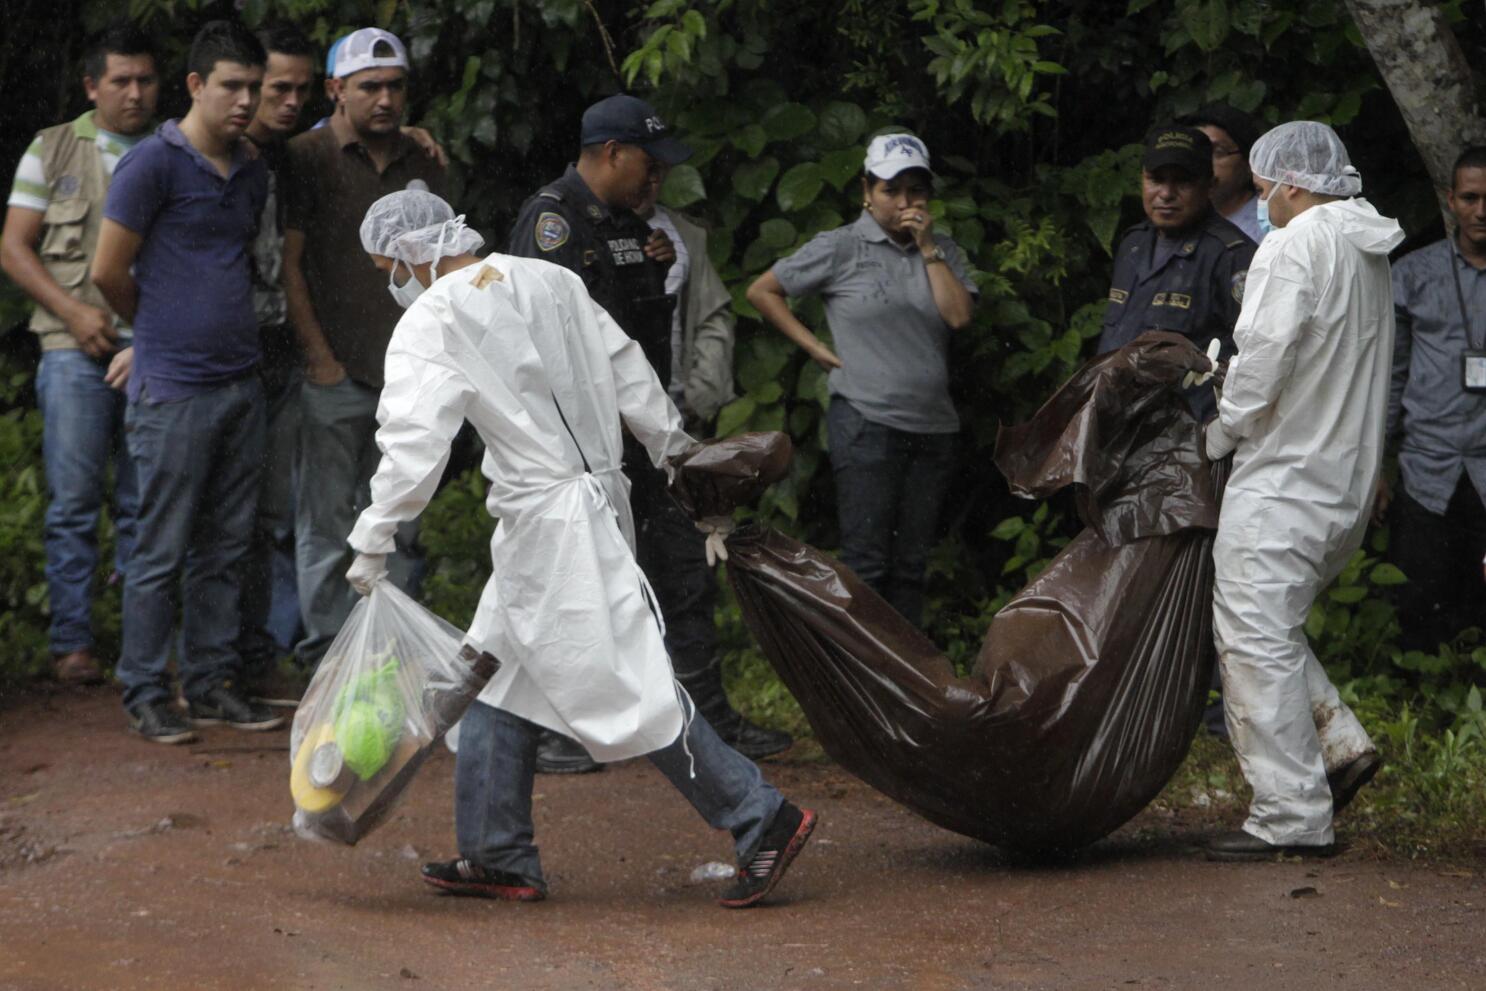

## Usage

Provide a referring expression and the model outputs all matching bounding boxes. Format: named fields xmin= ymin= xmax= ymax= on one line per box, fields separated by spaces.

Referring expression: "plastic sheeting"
xmin=718 ymin=333 xmax=1226 ymax=852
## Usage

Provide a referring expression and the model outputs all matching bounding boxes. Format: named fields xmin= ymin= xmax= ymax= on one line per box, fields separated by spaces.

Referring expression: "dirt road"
xmin=1 ymin=686 xmax=1482 ymax=990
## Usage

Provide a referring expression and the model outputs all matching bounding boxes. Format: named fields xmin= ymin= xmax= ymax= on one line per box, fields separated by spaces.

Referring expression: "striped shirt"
xmin=8 ymin=117 xmax=142 ymax=212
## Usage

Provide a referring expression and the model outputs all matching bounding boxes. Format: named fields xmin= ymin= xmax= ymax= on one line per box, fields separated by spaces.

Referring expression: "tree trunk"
xmin=1343 ymin=0 xmax=1484 ymax=198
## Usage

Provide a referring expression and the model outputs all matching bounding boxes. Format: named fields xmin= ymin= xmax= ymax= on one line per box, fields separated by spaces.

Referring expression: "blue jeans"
xmin=454 ymin=701 xmax=784 ymax=890
xmin=239 ymin=341 xmax=304 ymax=669
xmin=116 ymin=376 xmax=265 ymax=709
xmin=826 ymin=397 xmax=956 ymax=626
xmin=36 ymin=349 xmax=138 ymax=655
xmin=294 ymin=378 xmax=421 ymax=667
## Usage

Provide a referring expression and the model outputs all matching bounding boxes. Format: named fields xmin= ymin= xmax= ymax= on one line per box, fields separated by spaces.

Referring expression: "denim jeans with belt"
xmin=35 ymin=349 xmax=138 ymax=655
xmin=116 ymin=376 xmax=265 ymax=708
xmin=826 ymin=396 xmax=956 ymax=626
xmin=454 ymin=700 xmax=784 ymax=890
xmin=294 ymin=377 xmax=421 ymax=668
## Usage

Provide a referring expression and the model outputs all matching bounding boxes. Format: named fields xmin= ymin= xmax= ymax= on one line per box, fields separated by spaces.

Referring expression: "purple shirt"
xmin=104 ymin=120 xmax=268 ymax=402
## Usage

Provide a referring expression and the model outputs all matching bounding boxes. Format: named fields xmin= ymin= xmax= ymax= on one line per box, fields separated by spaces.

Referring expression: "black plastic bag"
xmin=719 ymin=333 xmax=1225 ymax=852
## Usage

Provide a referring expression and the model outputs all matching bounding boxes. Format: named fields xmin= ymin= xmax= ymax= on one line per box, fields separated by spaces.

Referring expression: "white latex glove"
xmin=696 ymin=516 xmax=734 ymax=567
xmin=346 ymin=552 xmax=388 ymax=596
xmin=1182 ymin=338 xmax=1224 ymax=389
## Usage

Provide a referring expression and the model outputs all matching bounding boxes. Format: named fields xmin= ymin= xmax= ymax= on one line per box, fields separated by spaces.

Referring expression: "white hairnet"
xmin=1249 ymin=121 xmax=1362 ymax=197
xmin=360 ymin=189 xmax=485 ymax=265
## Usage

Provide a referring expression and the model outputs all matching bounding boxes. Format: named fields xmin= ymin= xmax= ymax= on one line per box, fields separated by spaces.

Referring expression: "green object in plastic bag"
xmin=333 ymin=656 xmax=407 ymax=780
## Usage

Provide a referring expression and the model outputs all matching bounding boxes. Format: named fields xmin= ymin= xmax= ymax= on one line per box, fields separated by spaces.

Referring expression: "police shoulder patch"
xmin=1231 ymin=270 xmax=1247 ymax=303
xmin=535 ymin=212 xmax=569 ymax=252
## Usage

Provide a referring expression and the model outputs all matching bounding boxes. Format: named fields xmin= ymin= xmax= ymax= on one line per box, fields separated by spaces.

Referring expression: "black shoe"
xmin=127 ymin=700 xmax=199 ymax=745
xmin=1204 ymin=829 xmax=1336 ymax=862
xmin=708 ymin=707 xmax=794 ymax=760
xmin=535 ymin=730 xmax=603 ymax=774
xmin=244 ymin=662 xmax=311 ymax=708
xmin=1328 ymin=750 xmax=1381 ymax=815
xmin=421 ymin=859 xmax=546 ymax=901
xmin=187 ymin=684 xmax=286 ymax=731
xmin=719 ymin=802 xmax=817 ymax=908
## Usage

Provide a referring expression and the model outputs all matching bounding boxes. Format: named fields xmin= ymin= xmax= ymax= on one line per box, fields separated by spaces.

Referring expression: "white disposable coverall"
xmin=347 ymin=255 xmax=696 ymax=762
xmin=1206 ymin=198 xmax=1404 ymax=845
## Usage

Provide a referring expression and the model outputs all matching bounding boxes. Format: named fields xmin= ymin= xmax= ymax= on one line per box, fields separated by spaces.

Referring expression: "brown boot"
xmin=53 ymin=649 xmax=104 ymax=686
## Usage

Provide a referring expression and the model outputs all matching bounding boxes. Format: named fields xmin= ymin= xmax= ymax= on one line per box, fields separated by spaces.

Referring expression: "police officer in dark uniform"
xmin=1098 ymin=124 xmax=1257 ymax=420
xmin=507 ymin=94 xmax=793 ymax=771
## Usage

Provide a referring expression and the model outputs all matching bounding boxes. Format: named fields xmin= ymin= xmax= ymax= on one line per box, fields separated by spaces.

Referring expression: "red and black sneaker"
xmin=420 ymin=859 xmax=546 ymax=901
xmin=718 ymin=802 xmax=817 ymax=909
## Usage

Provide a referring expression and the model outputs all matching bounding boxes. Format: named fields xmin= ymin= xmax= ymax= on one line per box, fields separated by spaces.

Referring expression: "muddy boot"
xmin=1326 ymin=749 xmax=1381 ymax=815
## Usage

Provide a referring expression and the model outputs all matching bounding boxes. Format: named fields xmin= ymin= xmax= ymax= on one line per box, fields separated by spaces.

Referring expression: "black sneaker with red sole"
xmin=421 ymin=859 xmax=546 ymax=901
xmin=718 ymin=802 xmax=817 ymax=909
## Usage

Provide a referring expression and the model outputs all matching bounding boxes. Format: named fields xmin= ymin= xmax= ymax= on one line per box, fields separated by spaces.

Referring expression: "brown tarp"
xmin=696 ymin=333 xmax=1225 ymax=852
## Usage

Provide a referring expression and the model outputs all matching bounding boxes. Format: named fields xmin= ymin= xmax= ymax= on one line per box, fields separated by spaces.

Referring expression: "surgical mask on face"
xmin=384 ymin=217 xmax=463 ymax=309
xmin=1256 ymin=185 xmax=1277 ymax=237
xmin=387 ymin=259 xmax=426 ymax=309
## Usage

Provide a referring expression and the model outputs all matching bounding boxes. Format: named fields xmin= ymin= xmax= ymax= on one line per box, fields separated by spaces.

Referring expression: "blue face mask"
xmin=1256 ymin=187 xmax=1276 ymax=237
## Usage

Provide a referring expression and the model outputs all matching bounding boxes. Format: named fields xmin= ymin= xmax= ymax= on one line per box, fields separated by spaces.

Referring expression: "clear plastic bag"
xmin=289 ymin=582 xmax=500 ymax=845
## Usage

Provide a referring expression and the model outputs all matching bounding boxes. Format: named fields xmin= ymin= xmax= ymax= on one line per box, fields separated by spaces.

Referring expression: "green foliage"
xmin=418 ymin=468 xmax=495 ymax=631
xmin=0 ymin=364 xmax=50 ymax=688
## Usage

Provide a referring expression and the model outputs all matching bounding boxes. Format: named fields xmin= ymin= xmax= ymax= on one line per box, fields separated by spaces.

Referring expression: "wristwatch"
xmin=922 ymin=245 xmax=946 ymax=264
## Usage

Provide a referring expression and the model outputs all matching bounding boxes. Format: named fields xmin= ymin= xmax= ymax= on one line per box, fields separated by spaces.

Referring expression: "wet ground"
xmin=1 ymin=685 xmax=1483 ymax=990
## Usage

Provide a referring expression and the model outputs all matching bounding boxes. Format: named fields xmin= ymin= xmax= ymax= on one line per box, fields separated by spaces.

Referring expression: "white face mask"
xmin=387 ymin=258 xmax=426 ymax=309
xmin=385 ymin=217 xmax=465 ymax=309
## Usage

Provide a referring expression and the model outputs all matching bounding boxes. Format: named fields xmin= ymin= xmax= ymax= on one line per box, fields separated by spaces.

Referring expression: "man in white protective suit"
xmin=342 ymin=189 xmax=816 ymax=906
xmin=1203 ymin=121 xmax=1400 ymax=860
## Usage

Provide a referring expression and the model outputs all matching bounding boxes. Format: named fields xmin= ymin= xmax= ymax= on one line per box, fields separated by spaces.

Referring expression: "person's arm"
xmin=1205 ymin=244 xmax=1313 ymax=460
xmin=104 ymin=346 xmax=133 ymax=391
xmin=577 ymin=272 xmax=694 ymax=465
xmin=0 ymin=207 xmax=119 ymax=356
xmin=282 ymin=227 xmax=345 ymax=385
xmin=684 ymin=245 xmax=737 ymax=422
xmin=899 ymin=212 xmax=974 ymax=330
xmin=400 ymin=126 xmax=448 ymax=168
xmin=346 ymin=307 xmax=474 ymax=555
xmin=1386 ymin=263 xmax=1413 ymax=443
xmin=89 ymin=219 xmax=143 ymax=326
xmin=506 ymin=198 xmax=585 ymax=272
xmin=747 ymin=270 xmax=841 ymax=371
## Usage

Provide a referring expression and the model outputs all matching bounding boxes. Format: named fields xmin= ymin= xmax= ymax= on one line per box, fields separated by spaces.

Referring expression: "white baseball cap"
xmin=332 ymin=28 xmax=409 ymax=79
xmin=864 ymin=133 xmax=934 ymax=179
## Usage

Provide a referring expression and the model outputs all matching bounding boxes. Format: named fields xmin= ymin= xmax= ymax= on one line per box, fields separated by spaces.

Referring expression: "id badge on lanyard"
xmin=1454 ymin=253 xmax=1486 ymax=392
xmin=1464 ymin=351 xmax=1486 ymax=392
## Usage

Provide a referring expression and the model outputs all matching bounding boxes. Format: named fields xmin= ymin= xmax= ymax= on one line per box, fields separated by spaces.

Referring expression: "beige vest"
xmin=29 ymin=113 xmax=114 ymax=351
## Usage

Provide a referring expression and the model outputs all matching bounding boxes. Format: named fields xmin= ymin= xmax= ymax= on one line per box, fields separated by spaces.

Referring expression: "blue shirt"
xmin=1389 ymin=237 xmax=1486 ymax=514
xmin=104 ymin=119 xmax=267 ymax=402
xmin=772 ymin=212 xmax=977 ymax=434
xmin=1097 ymin=211 xmax=1255 ymax=420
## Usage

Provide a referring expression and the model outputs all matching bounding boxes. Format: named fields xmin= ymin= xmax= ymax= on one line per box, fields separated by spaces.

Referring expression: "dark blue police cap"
xmin=580 ymin=94 xmax=693 ymax=166
xmin=1142 ymin=125 xmax=1213 ymax=179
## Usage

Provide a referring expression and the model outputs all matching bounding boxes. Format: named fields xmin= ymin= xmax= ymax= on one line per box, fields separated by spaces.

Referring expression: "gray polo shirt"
xmin=772 ymin=212 xmax=976 ymax=433
xmin=1389 ymin=236 xmax=1486 ymax=514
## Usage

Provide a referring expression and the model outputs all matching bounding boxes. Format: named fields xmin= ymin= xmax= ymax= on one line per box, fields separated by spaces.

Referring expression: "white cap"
xmin=333 ymin=28 xmax=409 ymax=79
xmin=864 ymin=133 xmax=933 ymax=180
xmin=360 ymin=189 xmax=484 ymax=264
xmin=1249 ymin=120 xmax=1362 ymax=197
